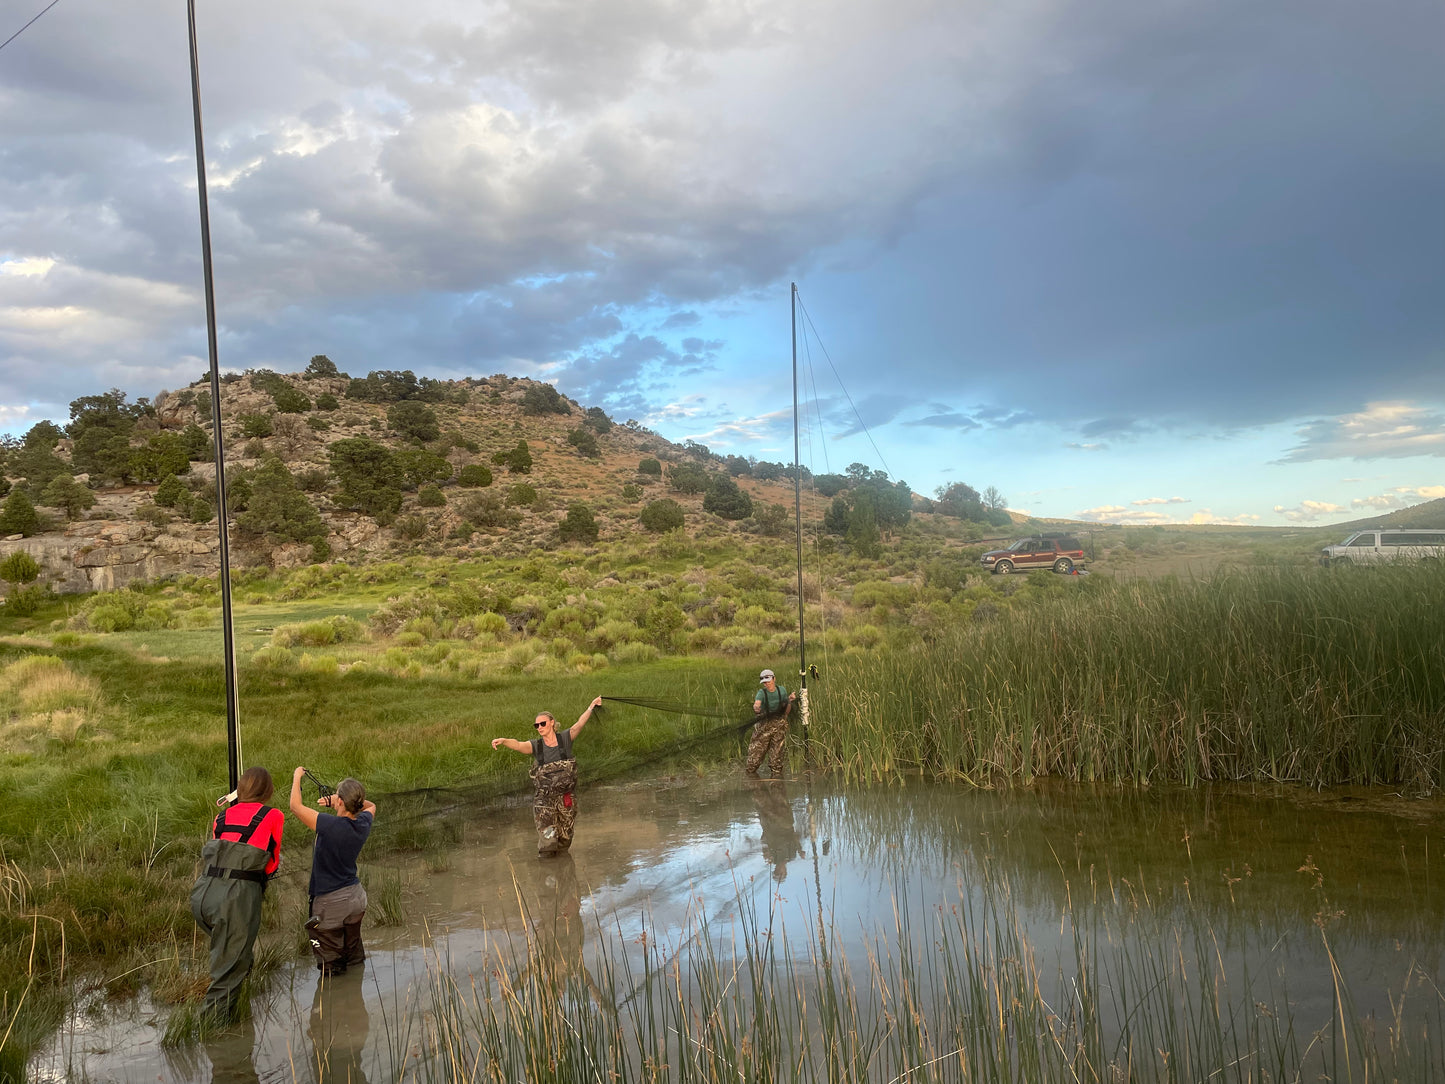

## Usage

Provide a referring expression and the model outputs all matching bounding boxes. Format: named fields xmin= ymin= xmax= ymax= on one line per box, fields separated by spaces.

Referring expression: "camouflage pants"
xmin=746 ymin=715 xmax=790 ymax=776
xmin=531 ymin=759 xmax=578 ymax=855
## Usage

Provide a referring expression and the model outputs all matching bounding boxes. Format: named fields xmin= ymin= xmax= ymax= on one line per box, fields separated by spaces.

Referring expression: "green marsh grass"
xmin=811 ymin=562 xmax=1445 ymax=788
xmin=0 ymin=637 xmax=753 ymax=1073
xmin=5 ymin=555 xmax=1443 ymax=1074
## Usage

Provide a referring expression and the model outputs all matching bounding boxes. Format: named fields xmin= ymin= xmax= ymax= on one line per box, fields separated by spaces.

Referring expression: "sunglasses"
xmin=533 ymin=720 xmax=549 ymax=730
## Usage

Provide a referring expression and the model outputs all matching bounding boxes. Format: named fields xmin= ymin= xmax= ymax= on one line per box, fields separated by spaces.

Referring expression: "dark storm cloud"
xmin=807 ymin=0 xmax=1444 ymax=431
xmin=830 ymin=393 xmax=913 ymax=439
xmin=1 ymin=0 xmax=1439 ymax=442
xmin=903 ymin=410 xmax=979 ymax=431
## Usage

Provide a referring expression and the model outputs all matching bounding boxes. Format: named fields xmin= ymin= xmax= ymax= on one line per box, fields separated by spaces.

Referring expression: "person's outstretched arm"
xmin=492 ymin=736 xmax=533 ymax=754
xmin=289 ymin=766 xmax=321 ymax=832
xmin=569 ymin=696 xmax=603 ymax=739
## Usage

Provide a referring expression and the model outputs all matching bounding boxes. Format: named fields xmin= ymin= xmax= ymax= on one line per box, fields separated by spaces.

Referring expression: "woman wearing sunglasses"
xmin=492 ymin=696 xmax=602 ymax=855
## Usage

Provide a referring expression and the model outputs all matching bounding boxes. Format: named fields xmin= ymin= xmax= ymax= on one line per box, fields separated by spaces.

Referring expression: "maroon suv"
xmin=980 ymin=536 xmax=1085 ymax=574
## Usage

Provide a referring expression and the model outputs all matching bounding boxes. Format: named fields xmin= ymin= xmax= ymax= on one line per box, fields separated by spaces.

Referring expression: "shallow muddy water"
xmin=31 ymin=774 xmax=1445 ymax=1082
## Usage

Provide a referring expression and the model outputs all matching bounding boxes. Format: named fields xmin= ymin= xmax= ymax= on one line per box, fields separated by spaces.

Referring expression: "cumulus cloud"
xmin=1075 ymin=505 xmax=1172 ymax=524
xmin=1188 ymin=510 xmax=1261 ymax=525
xmin=1346 ymin=484 xmax=1445 ymax=511
xmin=1272 ymin=500 xmax=1346 ymax=523
xmin=1280 ymin=402 xmax=1445 ymax=462
xmin=688 ymin=407 xmax=792 ymax=447
xmin=1078 ymin=503 xmax=1256 ymax=525
xmin=1131 ymin=496 xmax=1190 ymax=506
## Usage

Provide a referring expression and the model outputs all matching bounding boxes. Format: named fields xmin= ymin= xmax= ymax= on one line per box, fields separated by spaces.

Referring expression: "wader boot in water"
xmin=190 ymin=833 xmax=271 ymax=1020
xmin=342 ymin=918 xmax=366 ymax=968
xmin=308 ymin=882 xmax=367 ymax=975
xmin=531 ymin=759 xmax=579 ymax=856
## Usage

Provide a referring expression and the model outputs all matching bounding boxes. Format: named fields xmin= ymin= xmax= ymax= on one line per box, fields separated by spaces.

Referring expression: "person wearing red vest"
xmin=189 ymin=766 xmax=285 ymax=1020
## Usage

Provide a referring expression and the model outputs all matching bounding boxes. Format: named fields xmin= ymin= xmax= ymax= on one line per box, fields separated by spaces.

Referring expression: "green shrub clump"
xmin=388 ymin=400 xmax=441 ymax=443
xmin=639 ymin=499 xmax=685 ymax=533
xmin=457 ymin=464 xmax=493 ymax=487
xmin=522 ymin=384 xmax=571 ymax=416
xmin=567 ymin=428 xmax=600 ymax=458
xmin=506 ymin=484 xmax=538 ymax=507
xmin=272 ymin=385 xmax=311 ymax=413
xmin=558 ymin=504 xmax=599 ymax=544
xmin=239 ymin=412 xmax=273 ymax=439
xmin=703 ymin=475 xmax=753 ymax=520
xmin=418 ymin=486 xmax=446 ymax=508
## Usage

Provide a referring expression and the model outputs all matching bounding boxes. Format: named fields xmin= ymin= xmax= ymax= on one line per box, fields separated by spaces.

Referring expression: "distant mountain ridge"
xmin=1329 ymin=497 xmax=1445 ymax=532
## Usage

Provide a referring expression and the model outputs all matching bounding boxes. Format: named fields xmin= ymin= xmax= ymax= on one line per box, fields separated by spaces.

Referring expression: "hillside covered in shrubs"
xmin=0 ymin=359 xmax=1015 ymax=593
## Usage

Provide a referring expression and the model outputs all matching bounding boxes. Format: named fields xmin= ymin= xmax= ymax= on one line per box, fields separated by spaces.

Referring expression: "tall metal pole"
xmin=791 ymin=284 xmax=809 ymax=738
xmin=187 ymin=0 xmax=243 ymax=797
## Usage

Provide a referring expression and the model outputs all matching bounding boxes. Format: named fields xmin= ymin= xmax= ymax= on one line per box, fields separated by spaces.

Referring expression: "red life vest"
xmin=211 ymin=802 xmax=283 ymax=875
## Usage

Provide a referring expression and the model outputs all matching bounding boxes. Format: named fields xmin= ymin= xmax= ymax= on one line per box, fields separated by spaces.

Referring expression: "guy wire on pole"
xmin=187 ymin=0 xmax=243 ymax=802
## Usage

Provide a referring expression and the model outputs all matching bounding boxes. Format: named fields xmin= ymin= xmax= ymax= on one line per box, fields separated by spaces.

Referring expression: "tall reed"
xmin=394 ymin=865 xmax=1444 ymax=1083
xmin=813 ymin=563 xmax=1445 ymax=788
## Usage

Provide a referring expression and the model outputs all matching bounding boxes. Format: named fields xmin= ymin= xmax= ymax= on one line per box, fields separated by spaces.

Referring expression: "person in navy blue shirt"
xmin=290 ymin=766 xmax=376 ymax=975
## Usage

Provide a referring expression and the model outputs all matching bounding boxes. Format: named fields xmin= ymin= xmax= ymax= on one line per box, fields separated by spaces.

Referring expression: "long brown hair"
xmin=234 ymin=766 xmax=274 ymax=804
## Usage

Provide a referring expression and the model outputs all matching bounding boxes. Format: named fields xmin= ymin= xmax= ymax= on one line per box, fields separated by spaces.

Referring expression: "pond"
xmin=29 ymin=773 xmax=1445 ymax=1082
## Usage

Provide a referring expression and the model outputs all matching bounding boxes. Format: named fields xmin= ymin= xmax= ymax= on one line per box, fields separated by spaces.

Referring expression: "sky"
xmin=1 ymin=0 xmax=1441 ymax=527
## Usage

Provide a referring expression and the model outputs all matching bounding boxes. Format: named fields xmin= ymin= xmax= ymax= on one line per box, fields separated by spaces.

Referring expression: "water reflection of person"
xmin=201 ymin=1013 xmax=261 ymax=1084
xmin=747 ymin=776 xmax=803 ymax=882
xmin=307 ymin=972 xmax=372 ymax=1084
xmin=520 ymin=853 xmax=610 ymax=1011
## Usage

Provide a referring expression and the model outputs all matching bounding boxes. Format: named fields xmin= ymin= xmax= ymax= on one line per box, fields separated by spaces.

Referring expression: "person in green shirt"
xmin=746 ymin=669 xmax=795 ymax=777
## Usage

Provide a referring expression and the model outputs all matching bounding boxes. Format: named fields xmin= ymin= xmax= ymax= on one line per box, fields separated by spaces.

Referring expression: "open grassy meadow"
xmin=2 ymin=525 xmax=1442 ymax=1078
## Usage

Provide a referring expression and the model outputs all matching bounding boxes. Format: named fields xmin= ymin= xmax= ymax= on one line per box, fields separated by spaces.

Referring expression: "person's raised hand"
xmin=491 ymin=737 xmax=505 ymax=750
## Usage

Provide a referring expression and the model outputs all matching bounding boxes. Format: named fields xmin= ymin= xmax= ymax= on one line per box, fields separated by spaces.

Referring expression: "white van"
xmin=1320 ymin=529 xmax=1445 ymax=566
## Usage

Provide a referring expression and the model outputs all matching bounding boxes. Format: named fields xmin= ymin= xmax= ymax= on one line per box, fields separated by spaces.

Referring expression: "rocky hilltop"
xmin=0 ymin=364 xmax=879 ymax=596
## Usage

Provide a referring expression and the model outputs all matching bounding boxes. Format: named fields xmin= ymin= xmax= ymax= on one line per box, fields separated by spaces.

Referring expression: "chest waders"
xmin=747 ymin=687 xmax=790 ymax=777
xmin=190 ymin=805 xmax=273 ymax=1019
xmin=531 ymin=758 xmax=579 ymax=856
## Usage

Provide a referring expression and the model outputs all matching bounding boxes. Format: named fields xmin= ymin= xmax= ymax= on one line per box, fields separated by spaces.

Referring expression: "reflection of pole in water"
xmin=307 ymin=973 xmax=371 ymax=1084
xmin=805 ymin=775 xmax=830 ymax=974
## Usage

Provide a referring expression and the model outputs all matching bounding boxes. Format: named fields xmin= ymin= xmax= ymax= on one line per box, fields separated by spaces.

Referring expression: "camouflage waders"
xmin=190 ymin=835 xmax=270 ymax=1020
xmin=531 ymin=758 xmax=578 ymax=855
xmin=746 ymin=713 xmax=790 ymax=776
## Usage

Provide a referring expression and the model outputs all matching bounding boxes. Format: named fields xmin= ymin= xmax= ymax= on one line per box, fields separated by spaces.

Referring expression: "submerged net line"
xmin=375 ymin=698 xmax=760 ymax=827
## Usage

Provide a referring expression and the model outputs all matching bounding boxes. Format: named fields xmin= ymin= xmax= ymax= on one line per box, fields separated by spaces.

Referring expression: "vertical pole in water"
xmin=187 ymin=0 xmax=243 ymax=798
xmin=792 ymin=283 xmax=809 ymax=742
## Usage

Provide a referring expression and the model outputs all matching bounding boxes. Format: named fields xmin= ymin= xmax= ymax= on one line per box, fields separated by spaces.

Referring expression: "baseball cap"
xmin=759 ymin=669 xmax=774 ymax=681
